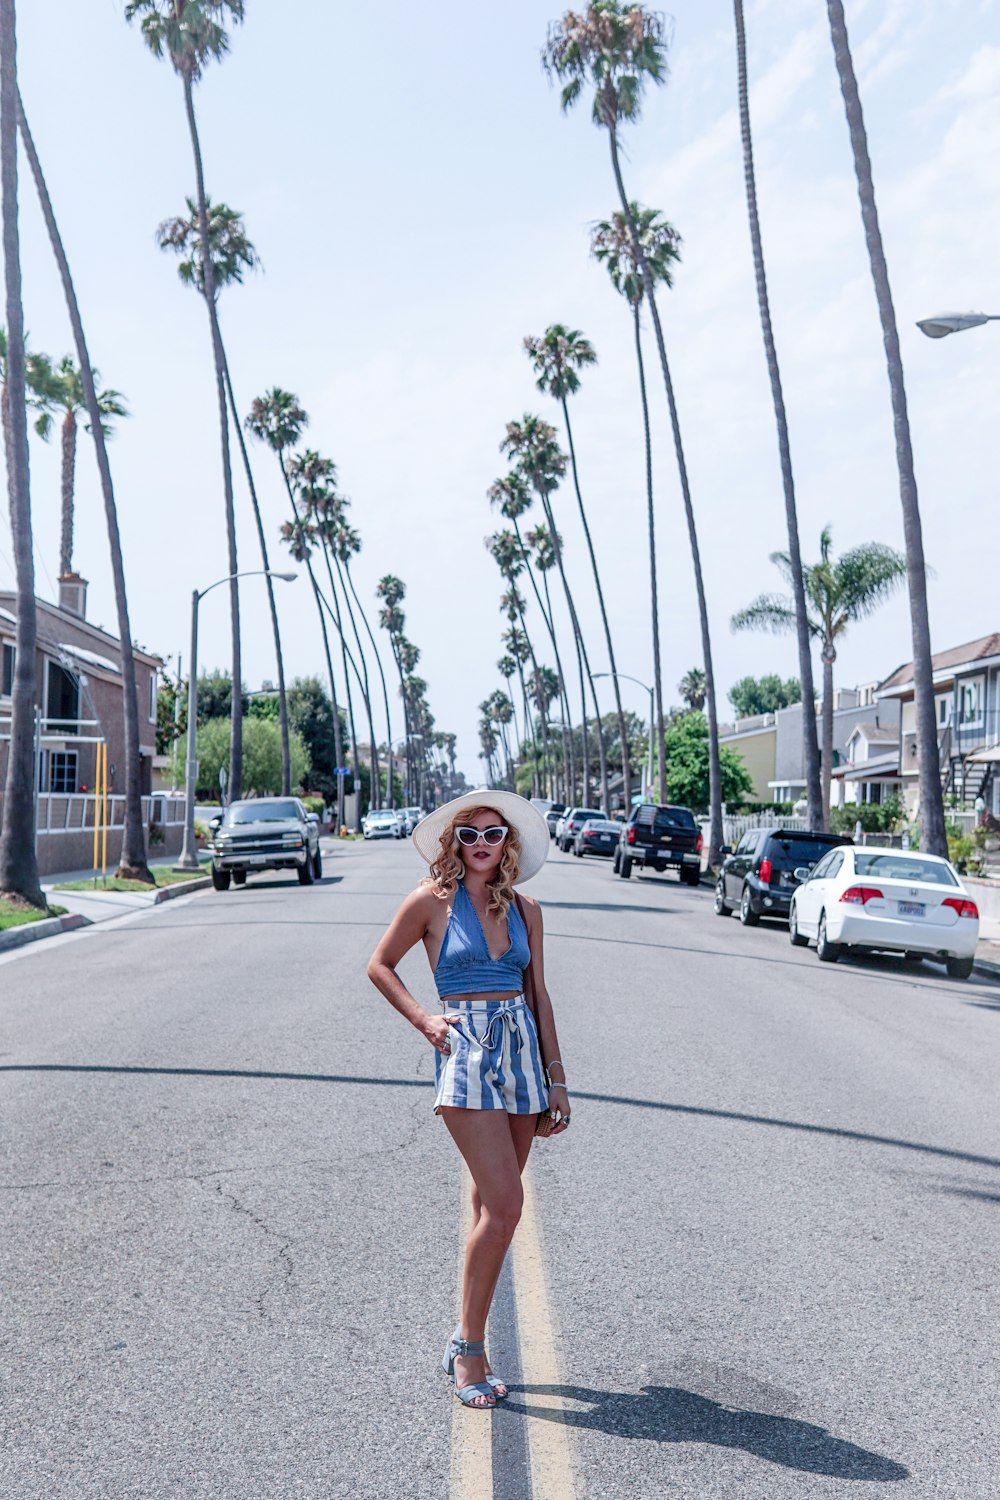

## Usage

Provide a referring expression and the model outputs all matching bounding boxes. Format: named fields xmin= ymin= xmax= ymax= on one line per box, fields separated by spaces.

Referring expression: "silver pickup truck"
xmin=210 ymin=797 xmax=322 ymax=890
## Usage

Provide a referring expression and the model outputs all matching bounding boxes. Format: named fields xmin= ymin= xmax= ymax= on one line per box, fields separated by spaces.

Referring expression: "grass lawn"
xmin=53 ymin=864 xmax=209 ymax=894
xmin=0 ymin=900 xmax=66 ymax=931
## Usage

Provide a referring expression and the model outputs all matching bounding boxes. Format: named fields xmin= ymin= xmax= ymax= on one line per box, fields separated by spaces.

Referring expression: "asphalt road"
xmin=2 ymin=837 xmax=999 ymax=1499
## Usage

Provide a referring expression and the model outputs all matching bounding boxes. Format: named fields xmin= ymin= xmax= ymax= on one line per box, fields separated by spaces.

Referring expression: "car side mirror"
xmin=793 ymin=866 xmax=812 ymax=882
xmin=721 ymin=845 xmax=733 ymax=857
xmin=307 ymin=813 xmax=319 ymax=823
xmin=209 ymin=814 xmax=223 ymax=831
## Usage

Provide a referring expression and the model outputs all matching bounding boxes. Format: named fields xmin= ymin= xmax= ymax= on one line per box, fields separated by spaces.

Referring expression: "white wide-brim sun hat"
xmin=411 ymin=791 xmax=550 ymax=885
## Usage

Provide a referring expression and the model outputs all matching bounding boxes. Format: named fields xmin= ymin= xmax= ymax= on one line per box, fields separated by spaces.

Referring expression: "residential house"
xmin=830 ymin=721 xmax=901 ymax=807
xmin=877 ymin=632 xmax=1000 ymax=817
xmin=718 ymin=713 xmax=777 ymax=804
xmin=0 ymin=576 xmax=183 ymax=874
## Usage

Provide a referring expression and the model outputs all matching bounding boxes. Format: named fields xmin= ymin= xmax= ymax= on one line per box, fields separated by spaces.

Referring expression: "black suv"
xmin=715 ymin=827 xmax=853 ymax=925
xmin=613 ymin=803 xmax=703 ymax=884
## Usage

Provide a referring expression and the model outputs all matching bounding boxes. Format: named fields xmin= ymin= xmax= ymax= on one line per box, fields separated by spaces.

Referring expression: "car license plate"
xmin=248 ymin=855 xmax=267 ymax=865
xmin=898 ymin=901 xmax=925 ymax=917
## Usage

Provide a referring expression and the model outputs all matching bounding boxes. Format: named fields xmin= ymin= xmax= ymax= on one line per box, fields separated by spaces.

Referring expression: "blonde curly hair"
xmin=426 ymin=804 xmax=522 ymax=917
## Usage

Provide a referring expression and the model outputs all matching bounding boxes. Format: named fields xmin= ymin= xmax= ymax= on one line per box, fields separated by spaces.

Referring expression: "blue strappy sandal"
xmin=442 ymin=1334 xmax=497 ymax=1409
xmin=448 ymin=1324 xmax=508 ymax=1400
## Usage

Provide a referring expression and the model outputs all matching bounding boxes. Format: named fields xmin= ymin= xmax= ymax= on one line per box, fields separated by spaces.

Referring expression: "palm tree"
xmin=525 ymin=323 xmax=631 ymax=810
xmin=502 ymin=415 xmax=610 ymax=812
xmin=334 ymin=521 xmax=394 ymax=808
xmin=591 ymin=205 xmax=670 ymax=805
xmin=32 ymin=355 xmax=127 ymax=578
xmin=376 ymin=576 xmax=416 ymax=803
xmin=731 ymin=528 xmax=906 ymax=825
xmin=678 ymin=668 xmax=706 ymax=712
xmin=325 ymin=514 xmax=381 ymax=809
xmin=524 ymin=521 xmax=577 ymax=800
xmin=733 ymin=0 xmax=823 ymax=834
xmin=0 ymin=0 xmax=43 ymax=905
xmin=16 ymin=103 xmax=153 ymax=882
xmin=502 ymin=624 xmax=541 ymax=796
xmin=127 ymin=0 xmax=248 ymax=798
xmin=545 ymin=1 xmax=723 ymax=865
xmin=245 ymin=390 xmax=347 ymax=825
xmin=155 ymin=194 xmax=293 ymax=794
xmin=824 ymin=0 xmax=946 ymax=859
xmin=486 ymin=527 xmax=553 ymax=796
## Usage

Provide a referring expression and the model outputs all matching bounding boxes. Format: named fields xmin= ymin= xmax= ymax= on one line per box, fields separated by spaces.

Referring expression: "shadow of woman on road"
xmin=500 ymin=1384 xmax=908 ymax=1481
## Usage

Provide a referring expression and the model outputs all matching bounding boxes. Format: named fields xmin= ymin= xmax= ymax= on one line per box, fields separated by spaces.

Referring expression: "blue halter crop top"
xmin=434 ymin=882 xmax=530 ymax=999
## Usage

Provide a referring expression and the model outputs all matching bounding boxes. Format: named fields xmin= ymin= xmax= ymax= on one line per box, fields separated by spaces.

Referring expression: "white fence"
xmin=24 ymin=793 xmax=187 ymax=836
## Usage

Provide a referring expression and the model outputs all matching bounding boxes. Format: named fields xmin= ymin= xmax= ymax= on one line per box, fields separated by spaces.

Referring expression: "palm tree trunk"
xmin=0 ymin=0 xmax=42 ymax=905
xmin=16 ymin=94 xmax=152 ymax=882
xmin=181 ymin=72 xmax=242 ymax=802
xmin=220 ymin=352 xmax=291 ymax=795
xmin=734 ymin=0 xmax=823 ymax=832
xmin=514 ymin=520 xmax=569 ymax=800
xmin=319 ymin=546 xmax=362 ymax=832
xmin=561 ymin=397 xmax=628 ymax=810
xmin=513 ymin=603 xmax=552 ymax=798
xmin=344 ymin=559 xmax=393 ymax=807
xmin=825 ymin=0 xmax=946 ymax=858
xmin=633 ymin=302 xmax=667 ymax=808
xmin=538 ymin=564 xmax=574 ymax=801
xmin=333 ymin=550 xmax=380 ymax=811
xmin=59 ymin=408 xmax=76 ymax=576
xmin=822 ymin=644 xmax=836 ymax=829
xmin=610 ymin=132 xmax=722 ymax=865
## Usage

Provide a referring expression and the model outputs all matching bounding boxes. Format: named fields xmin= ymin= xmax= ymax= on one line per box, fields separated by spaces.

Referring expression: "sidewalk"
xmin=976 ymin=914 xmax=1000 ymax=976
xmin=43 ymin=857 xmax=212 ymax=927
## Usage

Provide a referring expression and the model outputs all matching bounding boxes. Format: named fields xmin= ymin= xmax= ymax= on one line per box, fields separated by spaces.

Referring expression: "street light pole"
xmin=175 ymin=570 xmax=296 ymax=872
xmin=916 ymin=312 xmax=1000 ymax=339
xmin=593 ymin=671 xmax=654 ymax=803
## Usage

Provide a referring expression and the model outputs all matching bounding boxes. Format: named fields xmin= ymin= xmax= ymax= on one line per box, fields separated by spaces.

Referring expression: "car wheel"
xmin=739 ymin=885 xmax=760 ymax=927
xmin=681 ymin=868 xmax=700 ymax=887
xmin=211 ymin=866 xmax=231 ymax=892
xmin=619 ymin=855 xmax=632 ymax=880
xmin=946 ymin=955 xmax=974 ymax=980
xmin=714 ymin=878 xmax=729 ymax=915
xmin=788 ymin=903 xmax=808 ymax=946
xmin=313 ymin=849 xmax=323 ymax=879
xmin=816 ymin=911 xmax=841 ymax=963
xmin=232 ymin=871 xmax=246 ymax=887
xmin=297 ymin=857 xmax=315 ymax=886
xmin=612 ymin=850 xmax=621 ymax=874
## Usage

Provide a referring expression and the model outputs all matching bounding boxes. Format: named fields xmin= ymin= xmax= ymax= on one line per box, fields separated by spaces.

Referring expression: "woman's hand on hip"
xmin=423 ymin=1014 xmax=454 ymax=1054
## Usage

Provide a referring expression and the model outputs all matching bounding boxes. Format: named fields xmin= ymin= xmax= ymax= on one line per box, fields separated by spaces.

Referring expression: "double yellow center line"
xmin=449 ymin=1168 xmax=577 ymax=1500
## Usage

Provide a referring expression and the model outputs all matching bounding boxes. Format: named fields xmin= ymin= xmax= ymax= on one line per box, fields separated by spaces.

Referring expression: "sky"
xmin=6 ymin=0 xmax=1000 ymax=785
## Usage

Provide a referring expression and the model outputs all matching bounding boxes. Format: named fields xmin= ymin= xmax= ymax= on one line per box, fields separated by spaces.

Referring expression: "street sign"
xmin=334 ymin=767 xmax=350 ymax=776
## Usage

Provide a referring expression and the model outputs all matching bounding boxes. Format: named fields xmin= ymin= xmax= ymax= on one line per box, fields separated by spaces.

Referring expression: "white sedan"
xmin=362 ymin=810 xmax=403 ymax=840
xmin=789 ymin=845 xmax=979 ymax=979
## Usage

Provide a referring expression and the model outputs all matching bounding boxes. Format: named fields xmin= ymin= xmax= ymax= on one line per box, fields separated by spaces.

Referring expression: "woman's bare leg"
xmin=440 ymin=1109 xmax=535 ymax=1405
xmin=467 ymin=1114 xmax=536 ymax=1395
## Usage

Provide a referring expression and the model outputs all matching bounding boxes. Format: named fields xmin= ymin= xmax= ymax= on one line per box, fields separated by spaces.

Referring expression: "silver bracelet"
xmin=548 ymin=1079 xmax=569 ymax=1090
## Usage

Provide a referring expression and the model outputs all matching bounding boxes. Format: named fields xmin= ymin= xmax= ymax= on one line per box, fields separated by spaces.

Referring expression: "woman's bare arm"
xmin=368 ymin=887 xmax=451 ymax=1049
xmin=520 ymin=896 xmax=569 ymax=1130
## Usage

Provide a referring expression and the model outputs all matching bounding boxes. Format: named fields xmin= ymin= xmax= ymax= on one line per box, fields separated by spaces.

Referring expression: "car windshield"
xmin=368 ymin=812 xmax=395 ymax=821
xmin=583 ymin=820 xmax=618 ymax=832
xmin=853 ymin=852 xmax=959 ymax=886
xmin=572 ymin=809 xmax=603 ymax=822
xmin=225 ymin=800 xmax=300 ymax=825
xmin=767 ymin=837 xmax=844 ymax=870
xmin=650 ymin=807 xmax=696 ymax=832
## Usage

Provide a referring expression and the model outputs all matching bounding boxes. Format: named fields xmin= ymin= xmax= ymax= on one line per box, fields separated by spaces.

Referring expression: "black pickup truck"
xmin=613 ymin=803 xmax=703 ymax=884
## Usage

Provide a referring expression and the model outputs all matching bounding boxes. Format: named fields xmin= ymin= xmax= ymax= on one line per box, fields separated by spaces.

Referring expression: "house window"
xmin=937 ymin=695 xmax=952 ymax=727
xmin=48 ymin=751 xmax=78 ymax=794
xmin=1 ymin=641 xmax=13 ymax=697
xmin=46 ymin=661 xmax=80 ymax=726
xmin=958 ymin=677 xmax=984 ymax=729
xmin=149 ymin=670 xmax=157 ymax=723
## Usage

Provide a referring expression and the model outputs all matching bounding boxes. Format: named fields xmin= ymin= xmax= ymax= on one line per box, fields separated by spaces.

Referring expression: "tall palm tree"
xmin=245 ymin=390 xmax=346 ymax=825
xmin=502 ymin=625 xmax=541 ymax=797
xmin=16 ymin=102 xmax=153 ymax=881
xmin=524 ymin=522 xmax=577 ymax=799
xmin=825 ymin=0 xmax=946 ymax=858
xmin=545 ymin=1 xmax=724 ymax=864
xmin=127 ymin=0 xmax=247 ymax=798
xmin=0 ymin=0 xmax=43 ymax=905
xmin=733 ymin=0 xmax=823 ymax=834
xmin=338 ymin=532 xmax=394 ymax=808
xmin=525 ymin=323 xmax=631 ymax=809
xmin=678 ymin=668 xmax=706 ymax=712
xmin=155 ymin=193 xmax=292 ymax=794
xmin=325 ymin=514 xmax=381 ymax=810
xmin=591 ymin=205 xmax=669 ymax=804
xmin=731 ymin=528 xmax=906 ymax=825
xmin=376 ymin=576 xmax=415 ymax=804
xmin=487 ymin=528 xmax=552 ymax=796
xmin=32 ymin=355 xmax=127 ymax=578
xmin=502 ymin=416 xmax=610 ymax=811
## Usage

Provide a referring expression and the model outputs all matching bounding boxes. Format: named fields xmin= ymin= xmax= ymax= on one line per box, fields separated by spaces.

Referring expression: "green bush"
xmin=829 ymin=792 xmax=904 ymax=836
xmin=301 ymin=795 xmax=326 ymax=818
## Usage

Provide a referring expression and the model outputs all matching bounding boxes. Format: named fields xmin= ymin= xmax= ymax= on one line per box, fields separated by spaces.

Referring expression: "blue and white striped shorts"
xmin=433 ymin=996 xmax=549 ymax=1115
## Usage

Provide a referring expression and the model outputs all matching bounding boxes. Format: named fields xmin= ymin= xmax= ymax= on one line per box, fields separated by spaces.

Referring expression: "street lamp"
xmin=916 ymin=312 xmax=1000 ymax=339
xmin=593 ymin=671 xmax=654 ymax=803
xmin=174 ymin=570 xmax=297 ymax=871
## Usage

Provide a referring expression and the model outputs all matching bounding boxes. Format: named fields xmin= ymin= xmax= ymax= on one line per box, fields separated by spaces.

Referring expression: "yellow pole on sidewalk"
xmin=92 ymin=741 xmax=102 ymax=884
xmin=101 ymin=742 xmax=109 ymax=881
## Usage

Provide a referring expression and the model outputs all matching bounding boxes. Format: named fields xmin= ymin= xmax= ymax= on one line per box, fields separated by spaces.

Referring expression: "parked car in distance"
xmin=788 ymin=846 xmax=979 ymax=978
xmin=211 ymin=797 xmax=321 ymax=890
xmin=573 ymin=818 xmax=620 ymax=858
xmin=544 ymin=803 xmax=567 ymax=840
xmin=715 ymin=828 xmax=853 ymax=926
xmin=557 ymin=807 xmax=605 ymax=852
xmin=363 ymin=809 xmax=403 ymax=839
xmin=400 ymin=807 xmax=424 ymax=836
xmin=614 ymin=803 xmax=703 ymax=883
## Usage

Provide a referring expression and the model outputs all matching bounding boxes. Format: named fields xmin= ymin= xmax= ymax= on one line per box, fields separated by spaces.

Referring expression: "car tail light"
xmin=695 ymin=832 xmax=703 ymax=854
xmin=759 ymin=858 xmax=772 ymax=884
xmin=840 ymin=885 xmax=883 ymax=905
xmin=627 ymin=826 xmax=636 ymax=844
xmin=943 ymin=897 xmax=979 ymax=918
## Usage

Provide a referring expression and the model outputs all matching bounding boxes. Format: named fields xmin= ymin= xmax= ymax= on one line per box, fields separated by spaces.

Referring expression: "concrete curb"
xmin=153 ymin=877 xmax=212 ymax=904
xmin=0 ymin=911 xmax=90 ymax=954
xmin=974 ymin=955 xmax=1000 ymax=981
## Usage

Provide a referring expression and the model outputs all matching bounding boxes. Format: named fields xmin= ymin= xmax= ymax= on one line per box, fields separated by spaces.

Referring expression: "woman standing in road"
xmin=368 ymin=791 xmax=570 ymax=1410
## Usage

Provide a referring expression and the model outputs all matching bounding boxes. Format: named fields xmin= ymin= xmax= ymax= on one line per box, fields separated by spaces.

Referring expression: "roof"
xmin=846 ymin=721 xmax=899 ymax=746
xmin=878 ymin=633 xmax=1000 ymax=696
